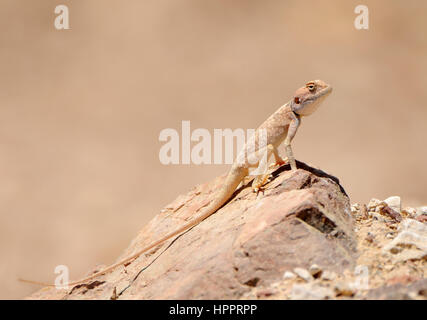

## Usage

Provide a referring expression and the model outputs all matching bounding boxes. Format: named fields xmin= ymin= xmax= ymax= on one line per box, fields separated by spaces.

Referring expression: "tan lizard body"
xmin=20 ymin=80 xmax=332 ymax=288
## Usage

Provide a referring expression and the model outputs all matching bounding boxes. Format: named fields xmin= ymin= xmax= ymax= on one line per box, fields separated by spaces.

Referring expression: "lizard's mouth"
xmin=294 ymin=85 xmax=332 ymax=116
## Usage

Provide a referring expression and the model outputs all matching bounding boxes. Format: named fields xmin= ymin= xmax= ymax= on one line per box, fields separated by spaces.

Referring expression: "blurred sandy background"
xmin=1 ymin=0 xmax=426 ymax=299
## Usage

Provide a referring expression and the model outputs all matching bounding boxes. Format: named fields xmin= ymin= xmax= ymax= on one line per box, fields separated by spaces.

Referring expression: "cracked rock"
xmin=382 ymin=219 xmax=427 ymax=262
xmin=27 ymin=161 xmax=356 ymax=300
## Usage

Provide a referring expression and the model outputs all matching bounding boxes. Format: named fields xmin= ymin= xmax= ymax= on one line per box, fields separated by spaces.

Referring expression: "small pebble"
xmin=334 ymin=282 xmax=355 ymax=297
xmin=385 ymin=232 xmax=395 ymax=239
xmin=351 ymin=203 xmax=360 ymax=213
xmin=256 ymin=289 xmax=275 ymax=298
xmin=368 ymin=198 xmax=382 ymax=210
xmin=402 ymin=207 xmax=416 ymax=218
xmin=283 ymin=271 xmax=296 ymax=280
xmin=309 ymin=264 xmax=322 ymax=278
xmin=415 ymin=206 xmax=427 ymax=217
xmin=384 ymin=196 xmax=401 ymax=214
xmin=365 ymin=232 xmax=375 ymax=243
xmin=293 ymin=267 xmax=314 ymax=282
xmin=383 ymin=265 xmax=394 ymax=271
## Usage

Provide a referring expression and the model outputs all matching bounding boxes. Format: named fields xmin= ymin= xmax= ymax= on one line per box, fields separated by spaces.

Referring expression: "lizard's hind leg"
xmin=251 ymin=144 xmax=275 ymax=193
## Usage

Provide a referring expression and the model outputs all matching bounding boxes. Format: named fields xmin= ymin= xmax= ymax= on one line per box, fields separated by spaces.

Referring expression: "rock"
xmin=415 ymin=206 xmax=427 ymax=217
xmin=367 ymin=198 xmax=402 ymax=221
xmin=401 ymin=207 xmax=416 ymax=218
xmin=360 ymin=204 xmax=369 ymax=220
xmin=293 ymin=268 xmax=313 ymax=282
xmin=256 ymin=289 xmax=276 ymax=298
xmin=383 ymin=264 xmax=394 ymax=272
xmin=351 ymin=203 xmax=359 ymax=213
xmin=321 ymin=270 xmax=337 ymax=281
xmin=379 ymin=205 xmax=402 ymax=222
xmin=371 ymin=212 xmax=388 ymax=222
xmin=383 ymin=196 xmax=401 ymax=214
xmin=365 ymin=232 xmax=375 ymax=243
xmin=27 ymin=161 xmax=356 ymax=300
xmin=290 ymin=283 xmax=334 ymax=300
xmin=415 ymin=206 xmax=427 ymax=223
xmin=364 ymin=279 xmax=427 ymax=300
xmin=385 ymin=232 xmax=395 ymax=239
xmin=382 ymin=219 xmax=427 ymax=262
xmin=387 ymin=275 xmax=421 ymax=286
xmin=309 ymin=264 xmax=322 ymax=278
xmin=367 ymin=198 xmax=383 ymax=212
xmin=283 ymin=271 xmax=296 ymax=280
xmin=334 ymin=282 xmax=355 ymax=297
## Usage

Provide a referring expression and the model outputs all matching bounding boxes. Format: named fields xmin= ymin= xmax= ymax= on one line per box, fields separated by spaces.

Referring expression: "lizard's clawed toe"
xmin=252 ymin=186 xmax=265 ymax=196
xmin=252 ymin=173 xmax=272 ymax=194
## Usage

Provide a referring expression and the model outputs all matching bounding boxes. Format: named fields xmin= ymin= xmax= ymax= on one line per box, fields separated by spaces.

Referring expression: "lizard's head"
xmin=291 ymin=80 xmax=332 ymax=116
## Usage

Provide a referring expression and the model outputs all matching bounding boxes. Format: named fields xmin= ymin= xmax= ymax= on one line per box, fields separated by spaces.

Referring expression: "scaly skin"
xmin=19 ymin=80 xmax=332 ymax=288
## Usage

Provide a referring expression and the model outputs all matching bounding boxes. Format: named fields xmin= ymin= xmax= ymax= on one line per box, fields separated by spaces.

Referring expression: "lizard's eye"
xmin=294 ymin=97 xmax=301 ymax=104
xmin=307 ymin=84 xmax=316 ymax=92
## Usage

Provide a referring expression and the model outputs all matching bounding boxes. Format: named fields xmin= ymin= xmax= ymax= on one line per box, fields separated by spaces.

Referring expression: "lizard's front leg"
xmin=269 ymin=144 xmax=288 ymax=168
xmin=285 ymin=143 xmax=296 ymax=171
xmin=284 ymin=115 xmax=301 ymax=171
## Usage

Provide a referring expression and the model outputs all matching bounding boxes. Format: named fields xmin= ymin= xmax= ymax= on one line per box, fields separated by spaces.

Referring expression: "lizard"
xmin=19 ymin=80 xmax=332 ymax=288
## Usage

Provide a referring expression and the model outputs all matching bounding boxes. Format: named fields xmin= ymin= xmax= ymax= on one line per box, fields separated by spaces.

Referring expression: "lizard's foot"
xmin=276 ymin=156 xmax=288 ymax=166
xmin=252 ymin=173 xmax=272 ymax=194
xmin=268 ymin=157 xmax=288 ymax=169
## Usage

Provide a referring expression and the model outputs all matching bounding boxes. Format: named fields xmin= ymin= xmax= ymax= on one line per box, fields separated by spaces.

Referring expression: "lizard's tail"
xmin=197 ymin=164 xmax=248 ymax=218
xmin=18 ymin=166 xmax=248 ymax=288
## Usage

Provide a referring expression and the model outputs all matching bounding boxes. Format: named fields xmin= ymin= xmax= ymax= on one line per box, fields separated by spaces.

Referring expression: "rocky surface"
xmin=243 ymin=196 xmax=427 ymax=300
xmin=27 ymin=162 xmax=426 ymax=300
